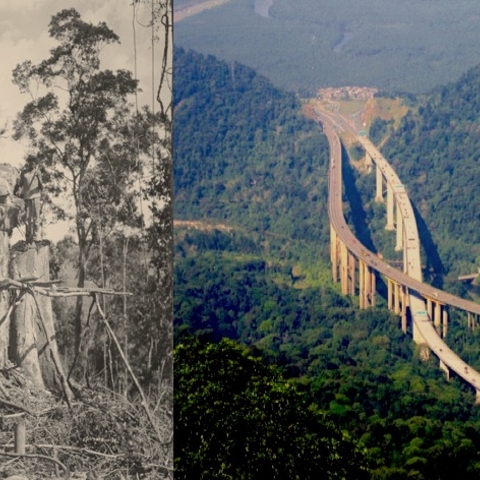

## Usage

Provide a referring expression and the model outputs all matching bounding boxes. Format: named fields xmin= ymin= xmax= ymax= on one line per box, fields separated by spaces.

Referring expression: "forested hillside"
xmin=175 ymin=232 xmax=480 ymax=478
xmin=174 ymin=49 xmax=480 ymax=478
xmin=381 ymin=64 xmax=480 ymax=281
xmin=174 ymin=46 xmax=330 ymax=256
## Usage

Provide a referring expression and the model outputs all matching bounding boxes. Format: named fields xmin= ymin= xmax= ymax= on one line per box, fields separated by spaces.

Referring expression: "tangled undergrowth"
xmin=0 ymin=363 xmax=172 ymax=479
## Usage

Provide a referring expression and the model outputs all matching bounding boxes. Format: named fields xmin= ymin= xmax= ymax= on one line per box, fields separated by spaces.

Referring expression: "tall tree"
xmin=12 ymin=8 xmax=144 ymax=357
xmin=134 ymin=0 xmax=173 ymax=382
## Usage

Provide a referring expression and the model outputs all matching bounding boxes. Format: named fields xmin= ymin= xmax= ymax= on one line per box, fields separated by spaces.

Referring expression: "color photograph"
xmin=174 ymin=1 xmax=480 ymax=478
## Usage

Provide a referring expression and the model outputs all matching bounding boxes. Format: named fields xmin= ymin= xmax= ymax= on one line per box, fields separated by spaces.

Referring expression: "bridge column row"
xmin=375 ymin=164 xmax=404 ymax=246
xmin=387 ymin=279 xmax=408 ymax=333
xmin=329 ymin=229 xmax=351 ymax=296
xmin=426 ymin=298 xmax=449 ymax=338
xmin=359 ymin=260 xmax=376 ymax=308
xmin=331 ymin=227 xmax=356 ymax=296
xmin=330 ymin=227 xmax=377 ymax=308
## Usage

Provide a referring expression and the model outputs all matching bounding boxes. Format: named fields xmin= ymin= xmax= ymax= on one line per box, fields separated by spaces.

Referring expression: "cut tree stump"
xmin=10 ymin=242 xmax=73 ymax=401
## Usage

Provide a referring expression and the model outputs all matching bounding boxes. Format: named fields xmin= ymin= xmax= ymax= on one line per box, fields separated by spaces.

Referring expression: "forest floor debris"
xmin=0 ymin=364 xmax=172 ymax=479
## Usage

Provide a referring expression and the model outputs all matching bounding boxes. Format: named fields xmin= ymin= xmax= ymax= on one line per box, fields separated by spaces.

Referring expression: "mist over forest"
xmin=175 ymin=0 xmax=480 ymax=95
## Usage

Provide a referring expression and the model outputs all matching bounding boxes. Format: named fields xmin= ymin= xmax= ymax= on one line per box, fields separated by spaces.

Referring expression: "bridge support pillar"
xmin=387 ymin=279 xmax=393 ymax=310
xmin=365 ymin=263 xmax=371 ymax=307
xmin=468 ymin=312 xmax=477 ymax=330
xmin=375 ymin=165 xmax=383 ymax=202
xmin=394 ymin=282 xmax=401 ymax=315
xmin=401 ymin=286 xmax=408 ymax=334
xmin=370 ymin=269 xmax=376 ymax=307
xmin=395 ymin=206 xmax=403 ymax=251
xmin=434 ymin=301 xmax=441 ymax=329
xmin=348 ymin=252 xmax=356 ymax=296
xmin=475 ymin=390 xmax=480 ymax=405
xmin=386 ymin=183 xmax=395 ymax=230
xmin=427 ymin=298 xmax=433 ymax=319
xmin=340 ymin=241 xmax=348 ymax=295
xmin=330 ymin=225 xmax=339 ymax=282
xmin=365 ymin=151 xmax=373 ymax=172
xmin=359 ymin=261 xmax=375 ymax=308
xmin=442 ymin=307 xmax=448 ymax=338
xmin=359 ymin=260 xmax=365 ymax=308
xmin=428 ymin=301 xmax=448 ymax=338
xmin=439 ymin=360 xmax=450 ymax=381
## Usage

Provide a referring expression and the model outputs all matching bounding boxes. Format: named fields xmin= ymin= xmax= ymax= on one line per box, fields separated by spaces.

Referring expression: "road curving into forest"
xmin=320 ymin=110 xmax=480 ymax=397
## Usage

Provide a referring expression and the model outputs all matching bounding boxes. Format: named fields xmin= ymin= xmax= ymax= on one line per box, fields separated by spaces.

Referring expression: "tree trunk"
xmin=0 ymin=231 xmax=10 ymax=366
xmin=10 ymin=242 xmax=72 ymax=400
xmin=74 ymin=246 xmax=86 ymax=358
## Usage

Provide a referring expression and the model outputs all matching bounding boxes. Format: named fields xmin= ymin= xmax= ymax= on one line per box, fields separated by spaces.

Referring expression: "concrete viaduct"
xmin=318 ymin=108 xmax=480 ymax=402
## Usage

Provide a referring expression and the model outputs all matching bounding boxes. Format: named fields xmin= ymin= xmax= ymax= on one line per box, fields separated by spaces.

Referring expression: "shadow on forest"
xmin=340 ymin=144 xmax=388 ymax=300
xmin=341 ymin=144 xmax=376 ymax=252
xmin=340 ymin=143 xmax=446 ymax=295
xmin=411 ymin=202 xmax=446 ymax=289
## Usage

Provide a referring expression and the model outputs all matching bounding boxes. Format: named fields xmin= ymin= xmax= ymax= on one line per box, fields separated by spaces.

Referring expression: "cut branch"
xmin=0 ymin=278 xmax=133 ymax=298
xmin=0 ymin=397 xmax=35 ymax=416
xmin=4 ymin=443 xmax=125 ymax=459
xmin=0 ymin=451 xmax=69 ymax=477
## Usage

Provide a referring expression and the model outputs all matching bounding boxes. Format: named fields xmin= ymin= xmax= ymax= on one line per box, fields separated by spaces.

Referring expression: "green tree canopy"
xmin=174 ymin=337 xmax=369 ymax=479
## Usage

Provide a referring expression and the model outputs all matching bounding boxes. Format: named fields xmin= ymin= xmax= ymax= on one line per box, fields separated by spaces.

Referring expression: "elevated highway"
xmin=321 ymin=111 xmax=480 ymax=400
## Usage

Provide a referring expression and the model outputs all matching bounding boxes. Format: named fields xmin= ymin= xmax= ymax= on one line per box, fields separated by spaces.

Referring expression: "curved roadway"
xmin=321 ymin=112 xmax=480 ymax=394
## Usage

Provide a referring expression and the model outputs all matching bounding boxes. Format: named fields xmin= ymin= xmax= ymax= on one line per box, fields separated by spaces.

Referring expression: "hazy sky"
xmin=0 ymin=0 xmax=158 ymax=165
xmin=0 ymin=0 xmax=161 ymax=240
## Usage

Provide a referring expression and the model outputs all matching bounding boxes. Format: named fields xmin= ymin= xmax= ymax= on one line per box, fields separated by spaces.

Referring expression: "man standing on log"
xmin=14 ymin=164 xmax=43 ymax=243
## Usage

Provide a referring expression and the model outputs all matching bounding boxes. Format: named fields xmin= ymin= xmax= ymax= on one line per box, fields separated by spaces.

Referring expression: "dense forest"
xmin=175 ymin=0 xmax=480 ymax=95
xmin=174 ymin=46 xmax=331 ymax=264
xmin=174 ymin=48 xmax=480 ymax=478
xmin=175 ymin=337 xmax=369 ymax=479
xmin=174 ymin=231 xmax=480 ymax=478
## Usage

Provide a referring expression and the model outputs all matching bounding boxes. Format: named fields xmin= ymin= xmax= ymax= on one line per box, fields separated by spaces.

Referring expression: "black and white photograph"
xmin=0 ymin=1 xmax=173 ymax=478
